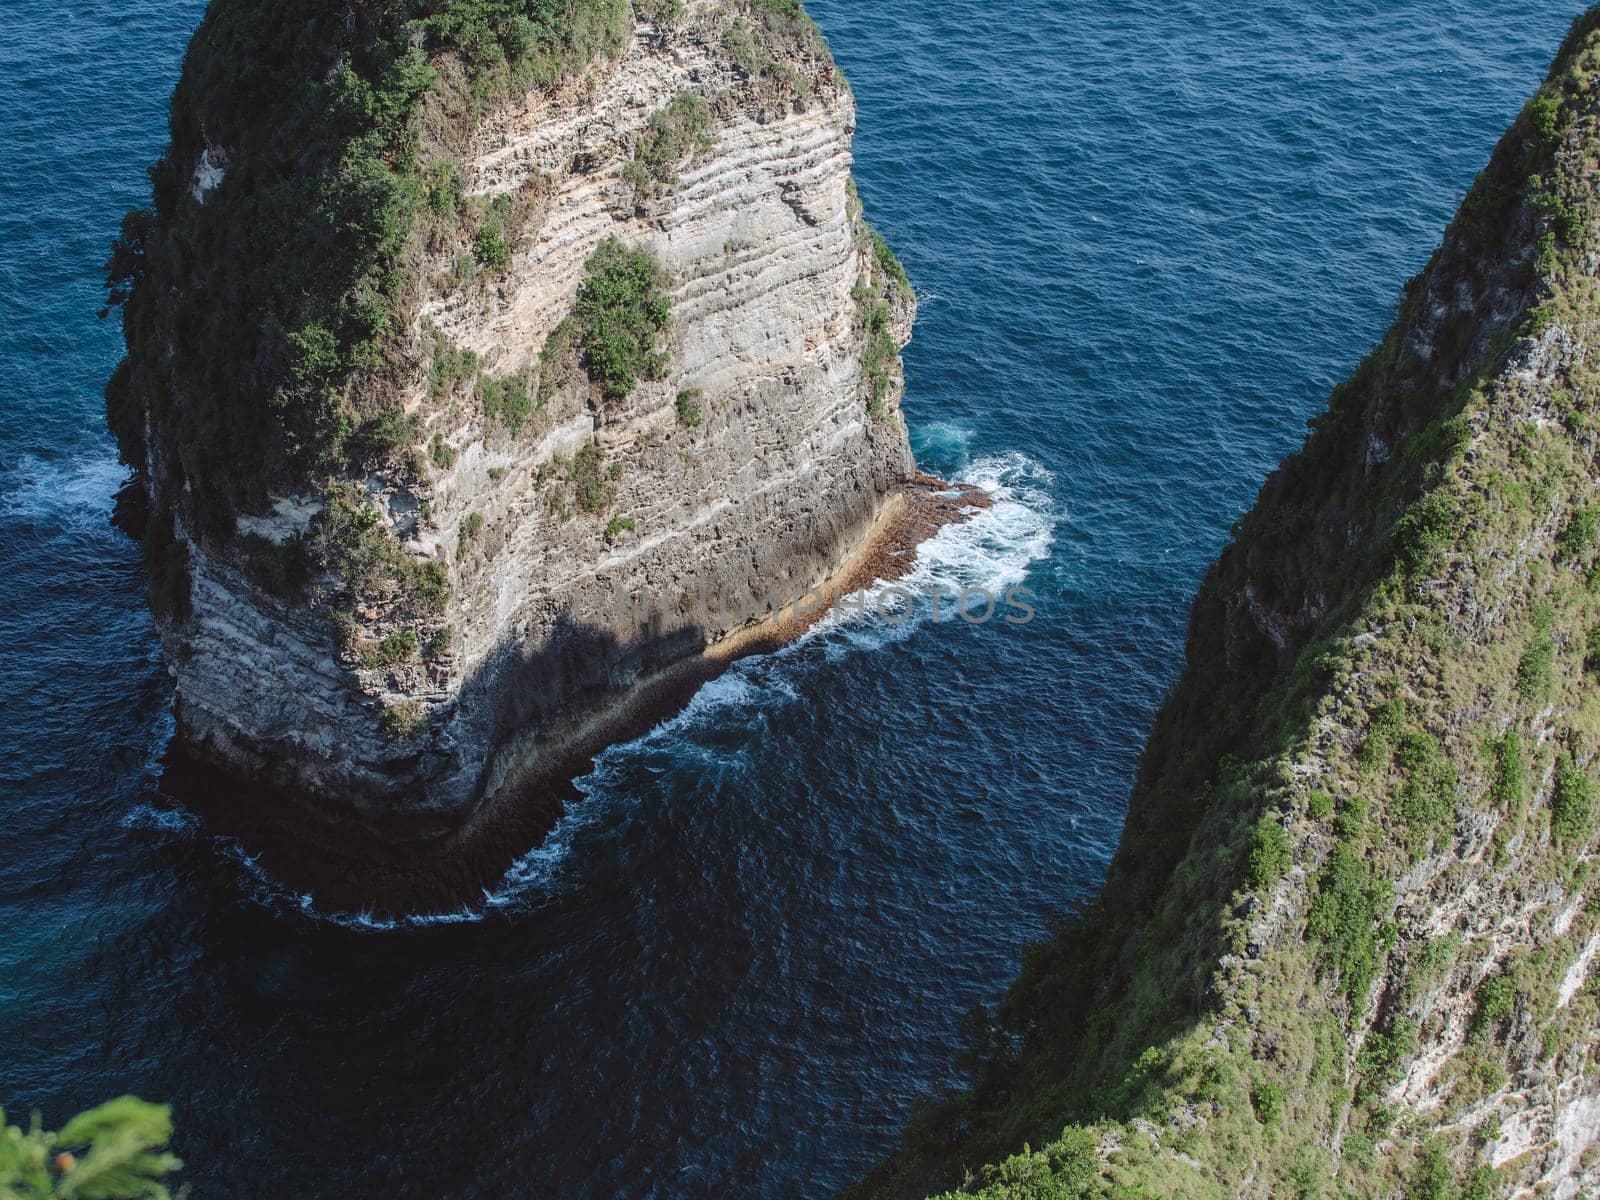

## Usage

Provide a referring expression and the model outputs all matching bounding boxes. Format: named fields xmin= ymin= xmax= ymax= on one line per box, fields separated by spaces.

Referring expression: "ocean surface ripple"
xmin=0 ymin=0 xmax=1580 ymax=1195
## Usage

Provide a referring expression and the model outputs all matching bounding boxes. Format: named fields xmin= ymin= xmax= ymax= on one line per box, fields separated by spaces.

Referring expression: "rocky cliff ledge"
xmin=859 ymin=10 xmax=1600 ymax=1200
xmin=106 ymin=0 xmax=921 ymax=880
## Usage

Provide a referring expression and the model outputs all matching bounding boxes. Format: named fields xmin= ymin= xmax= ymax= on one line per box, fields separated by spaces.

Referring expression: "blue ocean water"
xmin=0 ymin=1 xmax=1580 ymax=1196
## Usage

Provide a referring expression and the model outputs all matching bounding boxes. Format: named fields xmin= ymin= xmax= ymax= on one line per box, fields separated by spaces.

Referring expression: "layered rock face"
xmin=113 ymin=1 xmax=916 ymax=847
xmin=860 ymin=10 xmax=1600 ymax=1200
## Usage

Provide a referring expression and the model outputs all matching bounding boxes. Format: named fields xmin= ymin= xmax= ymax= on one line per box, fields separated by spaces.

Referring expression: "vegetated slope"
xmin=856 ymin=10 xmax=1600 ymax=1200
xmin=106 ymin=0 xmax=668 ymax=515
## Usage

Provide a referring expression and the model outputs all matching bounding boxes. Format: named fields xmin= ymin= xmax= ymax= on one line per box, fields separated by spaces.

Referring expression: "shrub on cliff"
xmin=1307 ymin=840 xmax=1391 ymax=1006
xmin=313 ymin=483 xmax=451 ymax=614
xmin=624 ymin=92 xmax=714 ymax=194
xmin=1516 ymin=605 xmax=1557 ymax=701
xmin=574 ymin=238 xmax=671 ymax=401
xmin=142 ymin=503 xmax=190 ymax=621
xmin=423 ymin=626 xmax=453 ymax=660
xmin=571 ymin=441 xmax=618 ymax=514
xmin=352 ymin=408 xmax=420 ymax=469
xmin=1489 ymin=731 xmax=1528 ymax=810
xmin=1552 ymin=758 xmax=1596 ymax=845
xmin=429 ymin=433 xmax=457 ymax=469
xmin=845 ymin=179 xmax=910 ymax=419
xmin=422 ymin=0 xmax=629 ymax=89
xmin=473 ymin=224 xmax=511 ymax=269
xmin=1395 ymin=729 xmax=1457 ymax=835
xmin=242 ymin=533 xmax=311 ymax=598
xmin=860 ymin=299 xmax=898 ymax=415
xmin=362 ymin=629 xmax=419 ymax=668
xmin=1249 ymin=1076 xmax=1286 ymax=1125
xmin=676 ymin=388 xmax=703 ymax=427
xmin=1557 ymin=503 xmax=1599 ymax=559
xmin=1470 ymin=973 xmax=1518 ymax=1040
xmin=1244 ymin=817 xmax=1291 ymax=889
xmin=725 ymin=0 xmax=828 ymax=99
xmin=869 ymin=228 xmax=911 ymax=296
xmin=379 ymin=698 xmax=426 ymax=739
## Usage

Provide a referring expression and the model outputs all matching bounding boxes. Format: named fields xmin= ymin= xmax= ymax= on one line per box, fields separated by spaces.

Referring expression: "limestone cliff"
xmin=107 ymin=0 xmax=917 ymax=859
xmin=858 ymin=10 xmax=1600 ymax=1200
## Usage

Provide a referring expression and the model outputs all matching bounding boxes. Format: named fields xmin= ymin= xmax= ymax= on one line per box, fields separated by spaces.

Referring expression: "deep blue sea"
xmin=0 ymin=1 xmax=1581 ymax=1195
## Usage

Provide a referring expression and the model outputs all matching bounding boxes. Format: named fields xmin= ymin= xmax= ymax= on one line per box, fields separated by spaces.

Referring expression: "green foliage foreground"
xmin=0 ymin=1098 xmax=180 ymax=1200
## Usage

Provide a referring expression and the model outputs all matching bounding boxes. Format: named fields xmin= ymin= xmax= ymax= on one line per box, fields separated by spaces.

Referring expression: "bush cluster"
xmin=676 ymin=388 xmax=703 ymax=428
xmin=623 ymin=92 xmax=714 ymax=194
xmin=1307 ymin=843 xmax=1391 ymax=1005
xmin=379 ymin=698 xmax=426 ymax=739
xmin=571 ymin=442 xmax=618 ymax=514
xmin=1551 ymin=757 xmax=1595 ymax=845
xmin=312 ymin=483 xmax=449 ymax=614
xmin=574 ymin=238 xmax=671 ymax=401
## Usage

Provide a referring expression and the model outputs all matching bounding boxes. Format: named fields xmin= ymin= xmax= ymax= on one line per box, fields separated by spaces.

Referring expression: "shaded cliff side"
xmin=106 ymin=0 xmax=919 ymax=865
xmin=858 ymin=10 xmax=1600 ymax=1200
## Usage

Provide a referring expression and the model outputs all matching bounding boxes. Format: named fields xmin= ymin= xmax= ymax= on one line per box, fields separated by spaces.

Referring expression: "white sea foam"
xmin=121 ymin=803 xmax=202 ymax=835
xmin=223 ymin=840 xmax=488 ymax=931
xmin=474 ymin=451 xmax=1058 ymax=916
xmin=818 ymin=449 xmax=1055 ymax=647
xmin=0 ymin=452 xmax=126 ymax=529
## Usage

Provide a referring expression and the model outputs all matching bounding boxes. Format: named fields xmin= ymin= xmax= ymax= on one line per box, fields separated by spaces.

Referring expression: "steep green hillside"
xmin=857 ymin=10 xmax=1600 ymax=1199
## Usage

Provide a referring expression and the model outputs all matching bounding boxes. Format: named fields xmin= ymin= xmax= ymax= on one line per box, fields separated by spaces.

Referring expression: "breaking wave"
xmin=207 ymin=449 xmax=1058 ymax=928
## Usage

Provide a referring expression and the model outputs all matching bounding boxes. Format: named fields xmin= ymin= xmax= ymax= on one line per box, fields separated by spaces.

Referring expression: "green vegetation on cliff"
xmin=847 ymin=179 xmax=914 ymax=418
xmin=102 ymin=0 xmax=856 ymax=632
xmin=624 ymin=92 xmax=715 ymax=195
xmin=573 ymin=238 xmax=673 ymax=401
xmin=857 ymin=10 xmax=1600 ymax=1200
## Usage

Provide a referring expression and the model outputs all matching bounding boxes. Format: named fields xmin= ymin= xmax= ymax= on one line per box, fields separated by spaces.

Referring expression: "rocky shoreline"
xmin=163 ymin=475 xmax=989 ymax=918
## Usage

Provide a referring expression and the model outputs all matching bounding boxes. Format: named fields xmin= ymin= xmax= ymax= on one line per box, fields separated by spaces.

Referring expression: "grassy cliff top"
xmin=857 ymin=8 xmax=1600 ymax=1200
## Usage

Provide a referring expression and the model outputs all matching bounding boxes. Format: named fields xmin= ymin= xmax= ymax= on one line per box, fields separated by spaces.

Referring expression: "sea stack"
xmin=105 ymin=1 xmax=918 ymax=870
